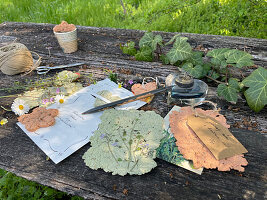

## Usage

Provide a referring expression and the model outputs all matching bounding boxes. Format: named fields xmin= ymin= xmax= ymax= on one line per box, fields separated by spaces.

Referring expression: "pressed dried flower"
xmin=55 ymin=94 xmax=65 ymax=104
xmin=0 ymin=118 xmax=8 ymax=126
xmin=11 ymin=98 xmax=30 ymax=116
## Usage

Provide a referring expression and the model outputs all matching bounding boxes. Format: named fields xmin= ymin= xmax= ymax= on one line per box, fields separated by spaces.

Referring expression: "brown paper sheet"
xmin=187 ymin=114 xmax=248 ymax=160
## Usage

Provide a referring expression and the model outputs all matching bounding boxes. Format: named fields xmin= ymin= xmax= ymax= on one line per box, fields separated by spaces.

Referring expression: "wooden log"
xmin=0 ymin=22 xmax=267 ymax=199
xmin=0 ymin=125 xmax=266 ymax=199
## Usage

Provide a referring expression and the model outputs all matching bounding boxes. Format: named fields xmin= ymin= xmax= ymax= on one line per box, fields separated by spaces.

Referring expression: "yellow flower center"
xmin=19 ymin=105 xmax=24 ymax=110
xmin=0 ymin=119 xmax=8 ymax=126
xmin=59 ymin=99 xmax=64 ymax=104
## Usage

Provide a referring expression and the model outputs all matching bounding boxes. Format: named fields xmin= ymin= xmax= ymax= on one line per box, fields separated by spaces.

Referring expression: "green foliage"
xmin=217 ymin=78 xmax=240 ymax=103
xmin=1 ymin=0 xmax=266 ymax=39
xmin=207 ymin=48 xmax=254 ymax=69
xmin=104 ymin=69 xmax=118 ymax=83
xmin=166 ymin=37 xmax=192 ymax=64
xmin=139 ymin=32 xmax=154 ymax=48
xmin=120 ymin=41 xmax=137 ymax=56
xmin=83 ymin=109 xmax=164 ymax=176
xmin=156 ymin=130 xmax=185 ymax=165
xmin=225 ymin=50 xmax=254 ymax=68
xmin=135 ymin=46 xmax=153 ymax=61
xmin=207 ymin=48 xmax=230 ymax=67
xmin=182 ymin=63 xmax=203 ymax=79
xmin=242 ymin=67 xmax=267 ymax=112
xmin=0 ymin=169 xmax=83 ymax=200
xmin=121 ymin=32 xmax=266 ymax=112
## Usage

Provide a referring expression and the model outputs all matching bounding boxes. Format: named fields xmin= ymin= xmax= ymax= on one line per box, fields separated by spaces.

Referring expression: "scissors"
xmin=36 ymin=62 xmax=85 ymax=74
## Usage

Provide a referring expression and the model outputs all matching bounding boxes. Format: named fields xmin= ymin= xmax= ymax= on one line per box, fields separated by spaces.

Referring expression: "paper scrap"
xmin=17 ymin=79 xmax=146 ymax=164
xmin=187 ymin=114 xmax=248 ymax=160
xmin=156 ymin=106 xmax=203 ymax=175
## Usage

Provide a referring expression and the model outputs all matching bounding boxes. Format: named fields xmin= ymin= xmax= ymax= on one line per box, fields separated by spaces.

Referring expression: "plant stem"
xmin=205 ymin=75 xmax=225 ymax=84
xmin=107 ymin=141 xmax=119 ymax=164
xmin=120 ymin=0 xmax=127 ymax=15
xmin=0 ymin=94 xmax=19 ymax=98
xmin=225 ymin=66 xmax=229 ymax=83
xmin=0 ymin=106 xmax=11 ymax=111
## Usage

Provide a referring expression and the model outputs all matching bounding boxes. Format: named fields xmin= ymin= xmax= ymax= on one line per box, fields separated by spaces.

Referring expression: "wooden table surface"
xmin=0 ymin=22 xmax=266 ymax=200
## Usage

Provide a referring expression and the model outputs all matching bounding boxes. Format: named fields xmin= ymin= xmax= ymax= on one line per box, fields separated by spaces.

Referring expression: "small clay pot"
xmin=54 ymin=28 xmax=78 ymax=53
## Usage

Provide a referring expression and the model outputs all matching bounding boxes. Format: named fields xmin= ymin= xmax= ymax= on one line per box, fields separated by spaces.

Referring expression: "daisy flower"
xmin=11 ymin=99 xmax=30 ymax=116
xmin=55 ymin=94 xmax=65 ymax=104
xmin=0 ymin=118 xmax=8 ymax=126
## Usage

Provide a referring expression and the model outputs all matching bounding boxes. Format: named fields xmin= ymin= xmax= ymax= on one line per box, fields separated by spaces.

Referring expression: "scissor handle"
xmin=36 ymin=63 xmax=85 ymax=75
xmin=37 ymin=66 xmax=50 ymax=74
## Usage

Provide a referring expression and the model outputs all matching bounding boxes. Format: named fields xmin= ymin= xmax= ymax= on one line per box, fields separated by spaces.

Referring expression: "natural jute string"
xmin=0 ymin=43 xmax=41 ymax=75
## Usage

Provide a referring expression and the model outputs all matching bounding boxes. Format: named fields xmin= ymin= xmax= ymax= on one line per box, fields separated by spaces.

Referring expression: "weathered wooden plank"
xmin=1 ymin=22 xmax=266 ymax=67
xmin=0 ymin=22 xmax=267 ymax=199
xmin=0 ymin=124 xmax=266 ymax=200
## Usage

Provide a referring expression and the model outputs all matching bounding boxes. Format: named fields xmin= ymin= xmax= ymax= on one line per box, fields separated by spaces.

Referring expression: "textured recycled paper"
xmin=156 ymin=106 xmax=203 ymax=175
xmin=187 ymin=114 xmax=248 ymax=160
xmin=17 ymin=79 xmax=146 ymax=164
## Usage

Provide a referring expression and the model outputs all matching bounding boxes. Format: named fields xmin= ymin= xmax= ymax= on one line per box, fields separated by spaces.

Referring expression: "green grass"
xmin=0 ymin=0 xmax=266 ymax=38
xmin=0 ymin=168 xmax=83 ymax=200
xmin=0 ymin=0 xmax=266 ymax=199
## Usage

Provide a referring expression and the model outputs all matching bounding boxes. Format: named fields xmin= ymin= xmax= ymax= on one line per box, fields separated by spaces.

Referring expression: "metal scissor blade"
xmin=82 ymin=86 xmax=173 ymax=115
xmin=50 ymin=62 xmax=85 ymax=69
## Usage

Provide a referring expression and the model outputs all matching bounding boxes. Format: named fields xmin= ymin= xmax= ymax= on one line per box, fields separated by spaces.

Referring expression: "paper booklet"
xmin=17 ymin=79 xmax=146 ymax=164
xmin=156 ymin=106 xmax=203 ymax=175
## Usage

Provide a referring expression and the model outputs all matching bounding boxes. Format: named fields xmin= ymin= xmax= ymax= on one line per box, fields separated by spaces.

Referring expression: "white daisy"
xmin=55 ymin=94 xmax=65 ymax=104
xmin=11 ymin=99 xmax=30 ymax=116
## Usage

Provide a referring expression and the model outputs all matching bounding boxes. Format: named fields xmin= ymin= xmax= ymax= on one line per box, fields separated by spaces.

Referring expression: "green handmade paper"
xmin=82 ymin=109 xmax=164 ymax=176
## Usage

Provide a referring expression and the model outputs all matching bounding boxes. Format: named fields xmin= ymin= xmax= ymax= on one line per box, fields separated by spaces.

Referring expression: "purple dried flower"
xmin=128 ymin=80 xmax=134 ymax=85
xmin=56 ymin=88 xmax=60 ymax=94
xmin=100 ymin=134 xmax=105 ymax=139
xmin=42 ymin=99 xmax=49 ymax=105
xmin=50 ymin=97 xmax=54 ymax=102
xmin=111 ymin=142 xmax=118 ymax=146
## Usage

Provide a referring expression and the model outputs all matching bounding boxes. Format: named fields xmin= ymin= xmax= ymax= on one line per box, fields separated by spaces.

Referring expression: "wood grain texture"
xmin=0 ymin=22 xmax=267 ymax=199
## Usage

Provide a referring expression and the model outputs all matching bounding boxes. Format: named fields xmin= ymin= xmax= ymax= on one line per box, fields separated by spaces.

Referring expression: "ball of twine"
xmin=0 ymin=43 xmax=41 ymax=75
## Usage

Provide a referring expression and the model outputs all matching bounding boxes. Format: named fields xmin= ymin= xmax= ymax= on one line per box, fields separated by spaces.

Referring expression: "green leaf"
xmin=165 ymin=34 xmax=180 ymax=46
xmin=120 ymin=41 xmax=137 ymax=56
xmin=156 ymin=130 xmax=185 ymax=165
xmin=182 ymin=62 xmax=203 ymax=78
xmin=202 ymin=63 xmax=211 ymax=77
xmin=151 ymin=35 xmax=163 ymax=51
xmin=217 ymin=78 xmax=240 ymax=103
xmin=166 ymin=37 xmax=192 ymax=64
xmin=242 ymin=67 xmax=267 ymax=112
xmin=206 ymin=48 xmax=230 ymax=67
xmin=139 ymin=32 xmax=154 ymax=48
xmin=225 ymin=49 xmax=254 ymax=68
xmin=160 ymin=54 xmax=170 ymax=65
xmin=188 ymin=51 xmax=204 ymax=65
xmin=135 ymin=46 xmax=153 ymax=61
xmin=207 ymin=70 xmax=220 ymax=82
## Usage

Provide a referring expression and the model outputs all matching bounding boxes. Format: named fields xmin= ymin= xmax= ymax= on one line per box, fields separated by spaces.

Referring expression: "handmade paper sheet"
xmin=17 ymin=79 xmax=146 ymax=164
xmin=157 ymin=106 xmax=203 ymax=175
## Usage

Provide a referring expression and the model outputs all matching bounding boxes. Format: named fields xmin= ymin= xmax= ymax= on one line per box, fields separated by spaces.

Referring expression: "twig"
xmin=147 ymin=0 xmax=201 ymax=24
xmin=225 ymin=66 xmax=229 ymax=83
xmin=205 ymin=75 xmax=225 ymax=84
xmin=1 ymin=106 xmax=11 ymax=111
xmin=120 ymin=0 xmax=127 ymax=15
